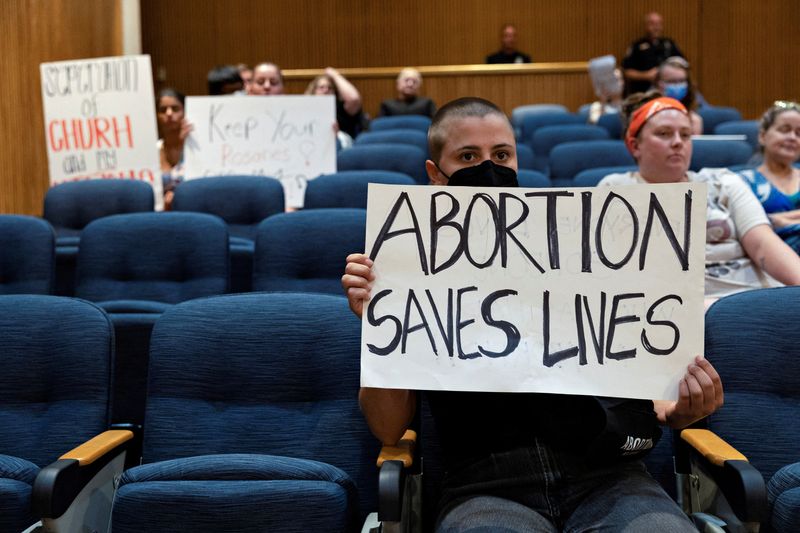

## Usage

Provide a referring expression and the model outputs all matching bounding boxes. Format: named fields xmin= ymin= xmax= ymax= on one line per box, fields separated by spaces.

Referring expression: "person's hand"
xmin=325 ymin=66 xmax=339 ymax=78
xmin=769 ymin=211 xmax=800 ymax=229
xmin=645 ymin=67 xmax=658 ymax=81
xmin=658 ymin=356 xmax=724 ymax=428
xmin=163 ymin=190 xmax=175 ymax=211
xmin=179 ymin=120 xmax=194 ymax=141
xmin=342 ymin=253 xmax=374 ymax=318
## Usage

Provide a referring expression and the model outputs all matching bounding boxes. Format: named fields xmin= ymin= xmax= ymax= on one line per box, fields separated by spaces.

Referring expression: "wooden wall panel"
xmin=0 ymin=0 xmax=121 ymax=215
xmin=4 ymin=0 xmax=799 ymax=214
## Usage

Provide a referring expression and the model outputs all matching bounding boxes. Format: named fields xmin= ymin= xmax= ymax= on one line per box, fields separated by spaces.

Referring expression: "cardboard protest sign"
xmin=40 ymin=55 xmax=162 ymax=209
xmin=183 ymin=95 xmax=337 ymax=208
xmin=361 ymin=182 xmax=707 ymax=401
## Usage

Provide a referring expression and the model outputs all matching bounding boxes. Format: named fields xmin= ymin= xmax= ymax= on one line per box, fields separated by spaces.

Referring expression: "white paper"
xmin=183 ymin=95 xmax=337 ymax=208
xmin=361 ymin=182 xmax=707 ymax=401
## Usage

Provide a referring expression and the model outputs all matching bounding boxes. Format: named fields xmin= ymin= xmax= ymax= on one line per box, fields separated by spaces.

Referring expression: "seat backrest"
xmin=337 ymin=143 xmax=428 ymax=184
xmin=517 ymin=169 xmax=551 ymax=188
xmin=171 ymin=176 xmax=284 ymax=241
xmin=714 ymin=120 xmax=760 ymax=153
xmin=304 ymin=171 xmax=416 ymax=209
xmin=690 ymin=139 xmax=753 ymax=171
xmin=597 ymin=112 xmax=624 ymax=139
xmin=355 ymin=129 xmax=430 ymax=158
xmin=530 ymin=124 xmax=610 ymax=172
xmin=254 ymin=209 xmax=366 ymax=294
xmin=520 ymin=112 xmax=584 ymax=144
xmin=0 ymin=295 xmax=113 ymax=467
xmin=369 ymin=115 xmax=432 ymax=132
xmin=0 ymin=215 xmax=55 ymax=295
xmin=572 ymin=165 xmax=639 ymax=187
xmin=142 ymin=292 xmax=380 ymax=521
xmin=549 ymin=140 xmax=635 ymax=184
xmin=511 ymin=104 xmax=570 ymax=129
xmin=704 ymin=287 xmax=800 ymax=483
xmin=698 ymin=106 xmax=743 ymax=134
xmin=76 ymin=212 xmax=229 ymax=304
xmin=43 ymin=179 xmax=154 ymax=238
xmin=516 ymin=143 xmax=535 ymax=170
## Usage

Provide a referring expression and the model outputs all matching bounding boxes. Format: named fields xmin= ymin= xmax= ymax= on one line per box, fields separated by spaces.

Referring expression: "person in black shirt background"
xmin=622 ymin=12 xmax=684 ymax=95
xmin=486 ymin=23 xmax=532 ymax=64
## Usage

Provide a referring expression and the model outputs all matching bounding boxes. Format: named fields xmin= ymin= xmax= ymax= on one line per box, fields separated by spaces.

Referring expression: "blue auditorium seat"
xmin=572 ymin=165 xmax=638 ymax=187
xmin=597 ymin=112 xmax=623 ymax=139
xmin=516 ymin=143 xmax=535 ymax=170
xmin=690 ymin=139 xmax=753 ymax=171
xmin=549 ymin=140 xmax=635 ymax=187
xmin=530 ymin=124 xmax=610 ymax=173
xmin=254 ymin=209 xmax=366 ymax=294
xmin=520 ymin=112 xmax=585 ymax=145
xmin=110 ymin=292 xmax=381 ymax=532
xmin=698 ymin=106 xmax=743 ymax=134
xmin=43 ymin=178 xmax=154 ymax=296
xmin=75 ymin=212 xmax=229 ymax=428
xmin=369 ymin=115 xmax=431 ymax=133
xmin=172 ymin=175 xmax=284 ymax=293
xmin=517 ymin=169 xmax=551 ymax=188
xmin=304 ymin=171 xmax=416 ymax=209
xmin=511 ymin=104 xmax=570 ymax=139
xmin=714 ymin=120 xmax=760 ymax=154
xmin=0 ymin=295 xmax=131 ymax=533
xmin=355 ymin=128 xmax=430 ymax=158
xmin=337 ymin=143 xmax=428 ymax=184
xmin=0 ymin=215 xmax=54 ymax=295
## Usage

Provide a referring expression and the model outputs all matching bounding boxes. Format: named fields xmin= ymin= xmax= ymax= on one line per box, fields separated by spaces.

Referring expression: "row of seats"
xmin=0 ymin=292 xmax=379 ymax=532
xmin=3 ymin=287 xmax=799 ymax=532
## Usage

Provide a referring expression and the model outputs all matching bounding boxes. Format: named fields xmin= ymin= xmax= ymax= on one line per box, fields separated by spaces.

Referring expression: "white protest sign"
xmin=588 ymin=55 xmax=619 ymax=98
xmin=183 ymin=95 xmax=337 ymax=208
xmin=40 ymin=55 xmax=162 ymax=209
xmin=361 ymin=182 xmax=707 ymax=401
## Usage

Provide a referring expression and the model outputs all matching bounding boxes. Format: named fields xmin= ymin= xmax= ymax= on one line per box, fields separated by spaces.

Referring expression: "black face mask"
xmin=440 ymin=160 xmax=519 ymax=188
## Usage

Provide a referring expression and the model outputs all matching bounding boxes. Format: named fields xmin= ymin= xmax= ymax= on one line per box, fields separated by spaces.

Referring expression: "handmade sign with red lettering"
xmin=40 ymin=55 xmax=162 ymax=208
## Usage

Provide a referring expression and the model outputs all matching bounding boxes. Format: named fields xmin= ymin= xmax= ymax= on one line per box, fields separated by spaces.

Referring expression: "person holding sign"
xmin=343 ymin=97 xmax=722 ymax=532
xmin=600 ymin=92 xmax=800 ymax=298
xmin=739 ymin=101 xmax=800 ymax=253
xmin=156 ymin=88 xmax=193 ymax=210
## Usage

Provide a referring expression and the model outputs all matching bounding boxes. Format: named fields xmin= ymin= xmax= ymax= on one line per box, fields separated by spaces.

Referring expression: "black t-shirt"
xmin=486 ymin=50 xmax=532 ymax=64
xmin=426 ymin=390 xmax=606 ymax=471
xmin=336 ymin=99 xmax=367 ymax=139
xmin=622 ymin=37 xmax=684 ymax=95
xmin=378 ymin=96 xmax=437 ymax=118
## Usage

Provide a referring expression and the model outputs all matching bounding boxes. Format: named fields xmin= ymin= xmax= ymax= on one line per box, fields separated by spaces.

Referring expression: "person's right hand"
xmin=342 ymin=253 xmax=374 ymax=318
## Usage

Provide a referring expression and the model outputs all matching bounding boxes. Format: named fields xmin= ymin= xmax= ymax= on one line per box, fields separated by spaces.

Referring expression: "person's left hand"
xmin=658 ymin=356 xmax=724 ymax=429
xmin=179 ymin=119 xmax=194 ymax=141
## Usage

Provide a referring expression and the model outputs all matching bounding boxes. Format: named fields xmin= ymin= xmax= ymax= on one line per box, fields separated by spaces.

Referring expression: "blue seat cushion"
xmin=769 ymin=462 xmax=800 ymax=532
xmin=0 ymin=455 xmax=40 ymax=532
xmin=113 ymin=454 xmax=357 ymax=533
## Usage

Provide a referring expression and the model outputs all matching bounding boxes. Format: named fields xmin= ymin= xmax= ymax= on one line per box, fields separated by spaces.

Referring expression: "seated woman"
xmin=599 ymin=91 xmax=800 ymax=299
xmin=305 ymin=67 xmax=368 ymax=145
xmin=739 ymin=101 xmax=800 ymax=253
xmin=653 ymin=56 xmax=703 ymax=135
xmin=378 ymin=67 xmax=436 ymax=118
xmin=156 ymin=88 xmax=193 ymax=210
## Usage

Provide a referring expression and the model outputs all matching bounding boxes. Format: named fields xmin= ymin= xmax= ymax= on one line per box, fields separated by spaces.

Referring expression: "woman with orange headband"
xmin=600 ymin=91 xmax=800 ymax=298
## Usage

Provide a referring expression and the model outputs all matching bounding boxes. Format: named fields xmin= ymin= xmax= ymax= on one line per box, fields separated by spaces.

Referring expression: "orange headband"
xmin=625 ymin=97 xmax=688 ymax=152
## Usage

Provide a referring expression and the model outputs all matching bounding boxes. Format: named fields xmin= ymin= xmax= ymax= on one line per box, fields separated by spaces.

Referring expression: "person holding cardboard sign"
xmin=343 ymin=97 xmax=721 ymax=532
xmin=600 ymin=92 xmax=800 ymax=298
xmin=156 ymin=88 xmax=193 ymax=210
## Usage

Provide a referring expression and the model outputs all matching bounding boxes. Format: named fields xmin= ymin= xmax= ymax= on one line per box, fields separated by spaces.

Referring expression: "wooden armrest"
xmin=681 ymin=428 xmax=747 ymax=467
xmin=377 ymin=429 xmax=417 ymax=468
xmin=60 ymin=430 xmax=133 ymax=466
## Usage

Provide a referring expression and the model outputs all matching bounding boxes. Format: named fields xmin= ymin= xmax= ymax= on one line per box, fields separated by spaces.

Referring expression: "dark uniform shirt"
xmin=378 ymin=96 xmax=437 ymax=118
xmin=486 ymin=50 xmax=532 ymax=64
xmin=622 ymin=37 xmax=684 ymax=95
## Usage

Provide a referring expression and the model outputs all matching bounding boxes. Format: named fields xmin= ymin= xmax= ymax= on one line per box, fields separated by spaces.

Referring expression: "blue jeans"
xmin=436 ymin=438 xmax=694 ymax=532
